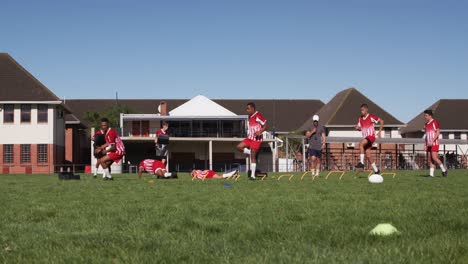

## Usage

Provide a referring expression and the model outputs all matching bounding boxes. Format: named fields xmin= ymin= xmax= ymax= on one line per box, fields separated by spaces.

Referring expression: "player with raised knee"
xmin=236 ymin=102 xmax=268 ymax=180
xmin=355 ymin=104 xmax=384 ymax=174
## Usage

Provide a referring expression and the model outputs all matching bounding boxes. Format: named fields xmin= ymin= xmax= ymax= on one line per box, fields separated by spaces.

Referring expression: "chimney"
xmin=159 ymin=101 xmax=167 ymax=116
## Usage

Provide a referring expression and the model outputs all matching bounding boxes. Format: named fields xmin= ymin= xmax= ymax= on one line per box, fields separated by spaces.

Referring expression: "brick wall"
xmin=65 ymin=128 xmax=73 ymax=162
xmin=0 ymin=144 xmax=55 ymax=174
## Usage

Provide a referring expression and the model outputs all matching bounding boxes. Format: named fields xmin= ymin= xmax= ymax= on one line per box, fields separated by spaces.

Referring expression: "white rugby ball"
xmin=369 ymin=174 xmax=383 ymax=184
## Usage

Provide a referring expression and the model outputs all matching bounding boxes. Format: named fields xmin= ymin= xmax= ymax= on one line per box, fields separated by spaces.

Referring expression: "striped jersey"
xmin=139 ymin=159 xmax=166 ymax=174
xmin=357 ymin=114 xmax=379 ymax=138
xmin=192 ymin=170 xmax=215 ymax=179
xmin=247 ymin=111 xmax=267 ymax=142
xmin=424 ymin=119 xmax=440 ymax=147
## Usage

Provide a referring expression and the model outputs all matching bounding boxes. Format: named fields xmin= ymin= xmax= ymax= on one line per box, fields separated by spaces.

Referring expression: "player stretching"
xmin=191 ymin=169 xmax=238 ymax=180
xmin=355 ymin=104 xmax=384 ymax=174
xmin=424 ymin=110 xmax=447 ymax=177
xmin=237 ymin=102 xmax=268 ymax=180
xmin=94 ymin=118 xmax=125 ymax=180
xmin=138 ymin=159 xmax=167 ymax=178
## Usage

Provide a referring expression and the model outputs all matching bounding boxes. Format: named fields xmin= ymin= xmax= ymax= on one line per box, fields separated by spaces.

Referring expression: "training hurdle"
xmin=300 ymin=171 xmax=315 ymax=180
xmin=381 ymin=172 xmax=397 ymax=178
xmin=325 ymin=170 xmax=346 ymax=180
xmin=277 ymin=174 xmax=294 ymax=181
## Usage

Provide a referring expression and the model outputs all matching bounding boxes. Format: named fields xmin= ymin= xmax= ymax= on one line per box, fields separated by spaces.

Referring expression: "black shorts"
xmin=308 ymin=149 xmax=322 ymax=158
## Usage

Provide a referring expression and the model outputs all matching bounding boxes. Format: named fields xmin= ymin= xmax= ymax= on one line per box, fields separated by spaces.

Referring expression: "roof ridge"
xmin=327 ymin=88 xmax=354 ymax=125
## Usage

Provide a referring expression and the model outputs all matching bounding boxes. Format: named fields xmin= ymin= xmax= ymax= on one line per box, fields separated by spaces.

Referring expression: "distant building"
xmin=0 ymin=53 xmax=76 ymax=173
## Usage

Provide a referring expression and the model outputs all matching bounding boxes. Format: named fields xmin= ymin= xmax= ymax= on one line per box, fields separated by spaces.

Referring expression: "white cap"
xmin=312 ymin=115 xmax=319 ymax=121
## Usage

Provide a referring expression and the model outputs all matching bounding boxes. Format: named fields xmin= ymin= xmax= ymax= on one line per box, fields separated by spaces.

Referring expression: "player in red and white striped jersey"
xmin=236 ymin=102 xmax=268 ymax=180
xmin=191 ymin=169 xmax=238 ymax=180
xmin=424 ymin=110 xmax=447 ymax=177
xmin=94 ymin=118 xmax=126 ymax=180
xmin=354 ymin=104 xmax=384 ymax=174
xmin=138 ymin=159 xmax=167 ymax=178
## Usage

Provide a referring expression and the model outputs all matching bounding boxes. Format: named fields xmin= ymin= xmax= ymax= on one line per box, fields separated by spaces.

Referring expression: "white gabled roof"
xmin=169 ymin=95 xmax=237 ymax=117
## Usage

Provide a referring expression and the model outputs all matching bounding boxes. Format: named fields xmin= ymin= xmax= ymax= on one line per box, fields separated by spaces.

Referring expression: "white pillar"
xmin=166 ymin=149 xmax=170 ymax=172
xmin=286 ymin=137 xmax=289 ymax=172
xmin=302 ymin=137 xmax=306 ymax=172
xmin=91 ymin=127 xmax=95 ymax=170
xmin=209 ymin=140 xmax=213 ymax=170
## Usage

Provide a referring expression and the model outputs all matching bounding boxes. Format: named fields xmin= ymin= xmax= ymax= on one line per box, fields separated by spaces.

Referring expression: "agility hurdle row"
xmin=190 ymin=170 xmax=397 ymax=181
xmin=277 ymin=170 xmax=397 ymax=181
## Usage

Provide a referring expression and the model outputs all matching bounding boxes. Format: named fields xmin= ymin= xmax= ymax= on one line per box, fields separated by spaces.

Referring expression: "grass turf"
xmin=0 ymin=170 xmax=467 ymax=263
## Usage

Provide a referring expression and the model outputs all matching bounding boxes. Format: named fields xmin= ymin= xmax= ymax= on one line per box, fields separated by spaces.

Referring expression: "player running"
xmin=138 ymin=159 xmax=167 ymax=178
xmin=423 ymin=110 xmax=447 ymax=177
xmin=94 ymin=118 xmax=125 ymax=180
xmin=191 ymin=169 xmax=238 ymax=180
xmin=236 ymin=102 xmax=268 ymax=180
xmin=354 ymin=104 xmax=384 ymax=174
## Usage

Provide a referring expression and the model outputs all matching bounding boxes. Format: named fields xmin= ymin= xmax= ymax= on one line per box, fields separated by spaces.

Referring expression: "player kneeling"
xmin=191 ymin=169 xmax=238 ymax=180
xmin=138 ymin=159 xmax=177 ymax=179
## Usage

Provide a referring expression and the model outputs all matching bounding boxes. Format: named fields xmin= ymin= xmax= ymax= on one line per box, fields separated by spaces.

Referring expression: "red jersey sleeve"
xmin=256 ymin=113 xmax=267 ymax=126
xmin=433 ymin=120 xmax=440 ymax=130
xmin=370 ymin=114 xmax=380 ymax=124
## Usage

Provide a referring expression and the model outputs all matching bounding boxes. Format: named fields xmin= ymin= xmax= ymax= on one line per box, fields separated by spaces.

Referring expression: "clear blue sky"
xmin=1 ymin=0 xmax=467 ymax=122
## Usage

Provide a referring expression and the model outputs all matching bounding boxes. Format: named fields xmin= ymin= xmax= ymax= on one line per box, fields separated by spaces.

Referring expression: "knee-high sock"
xmin=440 ymin=164 xmax=446 ymax=172
xmin=103 ymin=168 xmax=112 ymax=179
xmin=429 ymin=167 xmax=434 ymax=177
xmin=250 ymin=163 xmax=256 ymax=179
xmin=360 ymin=154 xmax=365 ymax=164
xmin=371 ymin=162 xmax=378 ymax=172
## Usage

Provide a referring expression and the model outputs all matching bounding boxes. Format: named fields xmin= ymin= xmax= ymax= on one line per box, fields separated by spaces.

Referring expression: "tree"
xmin=84 ymin=104 xmax=133 ymax=132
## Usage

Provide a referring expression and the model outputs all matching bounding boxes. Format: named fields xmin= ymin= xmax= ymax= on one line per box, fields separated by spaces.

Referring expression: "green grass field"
xmin=1 ymin=170 xmax=467 ymax=263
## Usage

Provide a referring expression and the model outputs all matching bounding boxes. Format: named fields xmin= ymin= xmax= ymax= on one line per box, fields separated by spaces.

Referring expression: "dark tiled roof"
xmin=0 ymin=53 xmax=61 ymax=102
xmin=298 ymin=88 xmax=404 ymax=131
xmin=401 ymin=99 xmax=468 ymax=133
xmin=64 ymin=99 xmax=324 ymax=132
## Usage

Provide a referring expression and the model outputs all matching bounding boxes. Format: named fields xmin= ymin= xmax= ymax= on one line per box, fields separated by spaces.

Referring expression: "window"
xmin=442 ymin=133 xmax=449 ymax=139
xmin=3 ymin=104 xmax=14 ymax=123
xmin=454 ymin=132 xmax=461 ymax=140
xmin=37 ymin=105 xmax=48 ymax=123
xmin=21 ymin=104 xmax=31 ymax=123
xmin=37 ymin=144 xmax=48 ymax=163
xmin=3 ymin=144 xmax=13 ymax=164
xmin=20 ymin=144 xmax=31 ymax=163
xmin=384 ymin=128 xmax=392 ymax=138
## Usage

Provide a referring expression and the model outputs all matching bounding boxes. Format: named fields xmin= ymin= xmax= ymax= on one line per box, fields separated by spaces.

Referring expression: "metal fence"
xmin=281 ymin=136 xmax=468 ymax=172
